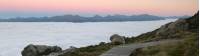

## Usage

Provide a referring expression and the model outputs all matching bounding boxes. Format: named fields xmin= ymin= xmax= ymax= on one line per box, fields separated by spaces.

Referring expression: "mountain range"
xmin=0 ymin=14 xmax=166 ymax=22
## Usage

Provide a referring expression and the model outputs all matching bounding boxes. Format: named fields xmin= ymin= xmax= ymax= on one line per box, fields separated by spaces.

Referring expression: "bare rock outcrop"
xmin=110 ymin=34 xmax=125 ymax=45
xmin=21 ymin=44 xmax=77 ymax=56
xmin=21 ymin=44 xmax=62 ymax=56
xmin=156 ymin=19 xmax=189 ymax=38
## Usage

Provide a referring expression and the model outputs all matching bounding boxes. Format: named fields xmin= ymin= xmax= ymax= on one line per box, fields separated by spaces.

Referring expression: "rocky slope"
xmin=129 ymin=12 xmax=198 ymax=56
xmin=125 ymin=12 xmax=198 ymax=43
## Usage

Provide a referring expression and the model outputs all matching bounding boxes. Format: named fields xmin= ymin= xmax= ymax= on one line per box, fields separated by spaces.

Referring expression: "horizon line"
xmin=0 ymin=13 xmax=192 ymax=19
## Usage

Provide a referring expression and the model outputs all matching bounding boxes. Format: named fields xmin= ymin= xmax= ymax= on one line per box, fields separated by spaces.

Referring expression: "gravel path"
xmin=100 ymin=40 xmax=179 ymax=56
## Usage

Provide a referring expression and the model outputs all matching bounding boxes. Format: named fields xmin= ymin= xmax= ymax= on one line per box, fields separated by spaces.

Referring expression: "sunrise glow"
xmin=0 ymin=0 xmax=198 ymax=18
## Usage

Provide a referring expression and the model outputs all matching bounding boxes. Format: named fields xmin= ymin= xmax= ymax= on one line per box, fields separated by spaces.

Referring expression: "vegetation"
xmin=60 ymin=42 xmax=118 ymax=56
xmin=130 ymin=33 xmax=198 ymax=56
xmin=129 ymin=12 xmax=198 ymax=56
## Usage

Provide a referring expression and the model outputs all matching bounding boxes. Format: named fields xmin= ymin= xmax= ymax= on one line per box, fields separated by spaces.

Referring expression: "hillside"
xmin=125 ymin=12 xmax=198 ymax=43
xmin=129 ymin=12 xmax=198 ymax=56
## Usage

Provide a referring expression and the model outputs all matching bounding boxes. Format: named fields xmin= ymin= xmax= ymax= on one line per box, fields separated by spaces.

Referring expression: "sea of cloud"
xmin=0 ymin=19 xmax=177 ymax=56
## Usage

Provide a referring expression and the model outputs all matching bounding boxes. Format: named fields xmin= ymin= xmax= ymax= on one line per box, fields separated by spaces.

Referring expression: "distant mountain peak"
xmin=0 ymin=14 xmax=165 ymax=22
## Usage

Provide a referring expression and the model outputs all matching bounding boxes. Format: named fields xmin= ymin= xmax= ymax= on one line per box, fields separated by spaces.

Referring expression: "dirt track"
xmin=100 ymin=40 xmax=179 ymax=56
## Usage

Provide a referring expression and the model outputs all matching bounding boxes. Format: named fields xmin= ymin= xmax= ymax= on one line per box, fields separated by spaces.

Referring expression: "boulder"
xmin=21 ymin=44 xmax=62 ymax=56
xmin=110 ymin=34 xmax=125 ymax=45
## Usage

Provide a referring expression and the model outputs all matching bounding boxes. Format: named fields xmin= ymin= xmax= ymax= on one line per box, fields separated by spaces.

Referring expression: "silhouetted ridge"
xmin=186 ymin=12 xmax=199 ymax=32
xmin=0 ymin=14 xmax=165 ymax=22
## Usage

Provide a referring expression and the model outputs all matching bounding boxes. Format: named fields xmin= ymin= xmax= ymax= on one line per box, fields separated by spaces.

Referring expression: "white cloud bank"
xmin=0 ymin=19 xmax=177 ymax=56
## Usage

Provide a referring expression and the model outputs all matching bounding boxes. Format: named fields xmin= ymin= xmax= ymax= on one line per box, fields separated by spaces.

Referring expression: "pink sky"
xmin=0 ymin=0 xmax=198 ymax=18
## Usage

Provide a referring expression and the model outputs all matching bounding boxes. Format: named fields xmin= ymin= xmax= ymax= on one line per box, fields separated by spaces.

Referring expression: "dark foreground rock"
xmin=22 ymin=44 xmax=76 ymax=56
xmin=21 ymin=44 xmax=62 ymax=56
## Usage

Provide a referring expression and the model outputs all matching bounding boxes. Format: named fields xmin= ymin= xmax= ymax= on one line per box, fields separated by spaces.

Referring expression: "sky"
xmin=0 ymin=0 xmax=198 ymax=18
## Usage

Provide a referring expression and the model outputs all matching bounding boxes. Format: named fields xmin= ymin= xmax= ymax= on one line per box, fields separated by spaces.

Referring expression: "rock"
xmin=110 ymin=34 xmax=125 ymax=45
xmin=49 ymin=46 xmax=77 ymax=56
xmin=155 ymin=12 xmax=199 ymax=39
xmin=156 ymin=19 xmax=190 ymax=39
xmin=21 ymin=44 xmax=62 ymax=56
xmin=46 ymin=49 xmax=73 ymax=56
xmin=99 ymin=42 xmax=106 ymax=45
